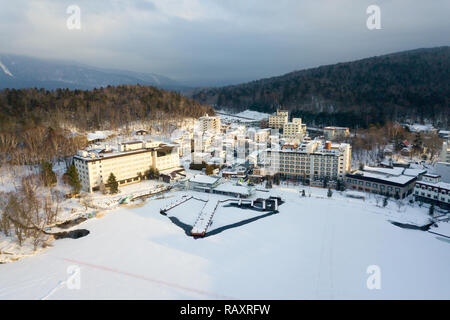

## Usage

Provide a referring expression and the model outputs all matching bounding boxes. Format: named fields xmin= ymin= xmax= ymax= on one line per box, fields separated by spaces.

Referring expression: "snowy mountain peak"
xmin=0 ymin=54 xmax=186 ymax=90
xmin=0 ymin=60 xmax=13 ymax=77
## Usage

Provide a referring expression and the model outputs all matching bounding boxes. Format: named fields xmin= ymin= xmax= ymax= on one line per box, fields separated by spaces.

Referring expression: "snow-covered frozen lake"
xmin=0 ymin=187 xmax=449 ymax=299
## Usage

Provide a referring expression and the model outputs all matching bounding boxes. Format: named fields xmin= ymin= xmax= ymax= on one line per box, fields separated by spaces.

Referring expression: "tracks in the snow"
xmin=315 ymin=204 xmax=335 ymax=299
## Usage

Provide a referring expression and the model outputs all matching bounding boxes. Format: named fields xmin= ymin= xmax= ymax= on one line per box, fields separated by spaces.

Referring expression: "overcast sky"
xmin=0 ymin=0 xmax=449 ymax=86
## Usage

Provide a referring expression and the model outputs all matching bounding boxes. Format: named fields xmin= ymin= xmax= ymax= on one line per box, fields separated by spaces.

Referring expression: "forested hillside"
xmin=192 ymin=47 xmax=450 ymax=128
xmin=0 ymin=85 xmax=214 ymax=164
xmin=0 ymin=84 xmax=213 ymax=131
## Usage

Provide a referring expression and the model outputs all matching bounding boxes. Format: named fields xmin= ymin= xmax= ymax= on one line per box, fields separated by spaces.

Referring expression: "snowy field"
xmin=234 ymin=110 xmax=270 ymax=120
xmin=0 ymin=186 xmax=449 ymax=300
xmin=217 ymin=109 xmax=270 ymax=122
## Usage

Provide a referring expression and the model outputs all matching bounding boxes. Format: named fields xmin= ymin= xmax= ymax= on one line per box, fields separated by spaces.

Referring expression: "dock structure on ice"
xmin=191 ymin=199 xmax=220 ymax=237
xmin=223 ymin=196 xmax=282 ymax=211
xmin=120 ymin=185 xmax=172 ymax=205
xmin=160 ymin=195 xmax=193 ymax=214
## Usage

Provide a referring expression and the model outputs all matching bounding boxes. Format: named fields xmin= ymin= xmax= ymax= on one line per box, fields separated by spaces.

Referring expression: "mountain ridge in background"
xmin=0 ymin=53 xmax=187 ymax=91
xmin=191 ymin=46 xmax=450 ymax=128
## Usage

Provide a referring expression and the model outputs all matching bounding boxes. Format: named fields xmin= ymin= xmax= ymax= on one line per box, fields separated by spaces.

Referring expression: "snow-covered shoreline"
xmin=0 ymin=162 xmax=171 ymax=264
xmin=0 ymin=184 xmax=448 ymax=299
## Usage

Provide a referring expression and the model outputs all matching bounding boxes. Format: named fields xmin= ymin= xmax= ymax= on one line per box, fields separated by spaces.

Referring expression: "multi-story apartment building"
xmin=263 ymin=140 xmax=351 ymax=181
xmin=323 ymin=126 xmax=350 ymax=140
xmin=282 ymin=118 xmax=306 ymax=140
xmin=73 ymin=141 xmax=180 ymax=192
xmin=198 ymin=114 xmax=221 ymax=133
xmin=440 ymin=140 xmax=450 ymax=163
xmin=269 ymin=109 xmax=289 ymax=129
xmin=414 ymin=174 xmax=450 ymax=209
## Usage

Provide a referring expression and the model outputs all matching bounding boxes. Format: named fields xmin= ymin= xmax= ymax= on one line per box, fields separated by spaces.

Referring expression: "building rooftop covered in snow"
xmin=345 ymin=166 xmax=420 ymax=199
xmin=186 ymin=175 xmax=253 ymax=198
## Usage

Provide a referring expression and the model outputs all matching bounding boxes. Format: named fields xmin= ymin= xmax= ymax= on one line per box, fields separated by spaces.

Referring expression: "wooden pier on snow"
xmin=191 ymin=199 xmax=220 ymax=237
xmin=160 ymin=195 xmax=193 ymax=214
xmin=129 ymin=185 xmax=172 ymax=201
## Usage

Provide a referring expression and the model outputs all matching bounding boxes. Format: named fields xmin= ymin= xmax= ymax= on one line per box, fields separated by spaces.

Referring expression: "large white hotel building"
xmin=73 ymin=140 xmax=180 ymax=192
xmin=262 ymin=140 xmax=352 ymax=181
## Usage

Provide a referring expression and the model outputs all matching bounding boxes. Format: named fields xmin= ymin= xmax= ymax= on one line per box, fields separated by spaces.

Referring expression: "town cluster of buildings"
xmin=74 ymin=109 xmax=352 ymax=194
xmin=190 ymin=111 xmax=352 ymax=184
xmin=73 ymin=109 xmax=449 ymax=210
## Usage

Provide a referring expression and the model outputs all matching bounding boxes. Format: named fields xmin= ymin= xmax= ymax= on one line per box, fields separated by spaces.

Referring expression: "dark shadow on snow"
xmin=167 ymin=216 xmax=193 ymax=237
xmin=205 ymin=211 xmax=278 ymax=238
xmin=435 ymin=236 xmax=450 ymax=244
xmin=389 ymin=221 xmax=434 ymax=231
xmin=53 ymin=229 xmax=90 ymax=239
xmin=166 ymin=211 xmax=279 ymax=238
xmin=55 ymin=217 xmax=88 ymax=229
